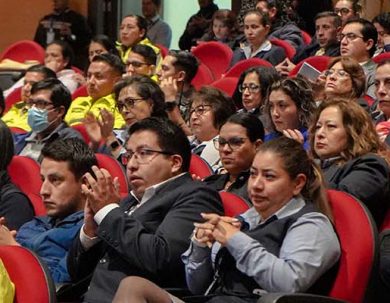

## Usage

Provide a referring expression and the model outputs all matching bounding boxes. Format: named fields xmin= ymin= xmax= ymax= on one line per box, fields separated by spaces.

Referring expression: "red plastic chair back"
xmin=327 ymin=189 xmax=377 ymax=303
xmin=96 ymin=153 xmax=129 ymax=198
xmin=0 ymin=40 xmax=45 ymax=64
xmin=373 ymin=52 xmax=390 ymax=64
xmin=210 ymin=77 xmax=239 ymax=97
xmin=71 ymin=85 xmax=88 ymax=100
xmin=301 ymin=30 xmax=312 ymax=45
xmin=224 ymin=58 xmax=272 ymax=78
xmin=189 ymin=154 xmax=213 ymax=179
xmin=219 ymin=191 xmax=250 ymax=217
xmin=289 ymin=55 xmax=331 ymax=77
xmin=270 ymin=38 xmax=296 ymax=60
xmin=71 ymin=123 xmax=91 ymax=144
xmin=191 ymin=63 xmax=215 ymax=90
xmin=192 ymin=41 xmax=233 ymax=80
xmin=8 ymin=156 xmax=46 ymax=216
xmin=0 ymin=246 xmax=56 ymax=303
xmin=4 ymin=86 xmax=22 ymax=114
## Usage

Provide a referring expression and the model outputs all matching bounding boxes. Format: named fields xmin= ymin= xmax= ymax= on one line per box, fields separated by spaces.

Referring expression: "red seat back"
xmin=156 ymin=43 xmax=169 ymax=58
xmin=373 ymin=52 xmax=390 ymax=64
xmin=189 ymin=154 xmax=213 ymax=179
xmin=71 ymin=85 xmax=88 ymax=100
xmin=289 ymin=55 xmax=331 ymax=77
xmin=0 ymin=246 xmax=56 ymax=303
xmin=192 ymin=41 xmax=233 ymax=80
xmin=210 ymin=77 xmax=239 ymax=97
xmin=270 ymin=38 xmax=296 ymax=60
xmin=191 ymin=63 xmax=215 ymax=90
xmin=71 ymin=123 xmax=91 ymax=144
xmin=219 ymin=191 xmax=250 ymax=217
xmin=4 ymin=86 xmax=22 ymax=114
xmin=95 ymin=153 xmax=129 ymax=198
xmin=224 ymin=58 xmax=272 ymax=78
xmin=8 ymin=156 xmax=46 ymax=216
xmin=0 ymin=40 xmax=45 ymax=64
xmin=327 ymin=189 xmax=378 ymax=303
xmin=301 ymin=30 xmax=312 ymax=45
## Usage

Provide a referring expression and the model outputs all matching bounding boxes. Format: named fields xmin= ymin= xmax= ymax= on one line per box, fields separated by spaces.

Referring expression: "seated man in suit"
xmin=67 ymin=117 xmax=223 ymax=303
xmin=14 ymin=78 xmax=81 ymax=162
xmin=0 ymin=138 xmax=97 ymax=283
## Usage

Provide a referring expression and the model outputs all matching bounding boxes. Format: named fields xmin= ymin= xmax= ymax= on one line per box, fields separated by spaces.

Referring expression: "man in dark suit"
xmin=67 ymin=117 xmax=223 ymax=303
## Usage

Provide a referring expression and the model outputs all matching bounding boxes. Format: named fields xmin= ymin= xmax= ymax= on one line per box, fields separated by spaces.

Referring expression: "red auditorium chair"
xmin=373 ymin=52 xmax=390 ymax=64
xmin=258 ymin=189 xmax=379 ymax=303
xmin=210 ymin=77 xmax=239 ymax=97
xmin=4 ymin=86 xmax=22 ymax=114
xmin=8 ymin=155 xmax=45 ymax=216
xmin=219 ymin=191 xmax=250 ymax=217
xmin=71 ymin=66 xmax=84 ymax=75
xmin=192 ymin=41 xmax=233 ymax=80
xmin=301 ymin=30 xmax=312 ymax=45
xmin=156 ymin=43 xmax=169 ymax=58
xmin=223 ymin=58 xmax=272 ymax=78
xmin=0 ymin=246 xmax=56 ymax=303
xmin=95 ymin=153 xmax=129 ymax=198
xmin=0 ymin=40 xmax=45 ymax=64
xmin=189 ymin=154 xmax=213 ymax=179
xmin=191 ymin=63 xmax=215 ymax=90
xmin=71 ymin=123 xmax=91 ymax=144
xmin=270 ymin=38 xmax=296 ymax=60
xmin=289 ymin=55 xmax=331 ymax=77
xmin=71 ymin=84 xmax=88 ymax=100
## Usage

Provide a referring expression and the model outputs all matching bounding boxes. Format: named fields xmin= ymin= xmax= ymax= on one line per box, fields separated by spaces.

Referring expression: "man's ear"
xmin=365 ymin=38 xmax=375 ymax=52
xmin=269 ymin=7 xmax=277 ymax=20
xmin=176 ymin=70 xmax=186 ymax=82
xmin=148 ymin=64 xmax=156 ymax=76
xmin=56 ymin=105 xmax=66 ymax=119
xmin=170 ymin=154 xmax=183 ymax=174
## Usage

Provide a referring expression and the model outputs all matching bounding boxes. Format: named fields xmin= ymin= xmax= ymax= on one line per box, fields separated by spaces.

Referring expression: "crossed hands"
xmin=0 ymin=217 xmax=18 ymax=246
xmin=193 ymin=213 xmax=241 ymax=247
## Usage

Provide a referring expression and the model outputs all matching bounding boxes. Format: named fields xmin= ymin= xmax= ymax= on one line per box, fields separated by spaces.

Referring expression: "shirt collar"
xmin=242 ymin=40 xmax=272 ymax=58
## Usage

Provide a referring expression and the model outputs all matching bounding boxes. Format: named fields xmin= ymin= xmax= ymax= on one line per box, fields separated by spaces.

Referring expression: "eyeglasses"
xmin=323 ymin=69 xmax=350 ymax=78
xmin=239 ymin=83 xmax=260 ymax=93
xmin=189 ymin=105 xmax=212 ymax=117
xmin=121 ymin=148 xmax=173 ymax=165
xmin=334 ymin=7 xmax=352 ymax=15
xmin=126 ymin=61 xmax=150 ymax=68
xmin=213 ymin=137 xmax=247 ymax=151
xmin=340 ymin=33 xmax=364 ymax=42
xmin=117 ymin=97 xmax=146 ymax=111
xmin=28 ymin=98 xmax=54 ymax=109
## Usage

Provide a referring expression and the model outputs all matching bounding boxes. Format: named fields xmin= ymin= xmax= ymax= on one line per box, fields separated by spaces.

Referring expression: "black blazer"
xmin=67 ymin=173 xmax=223 ymax=303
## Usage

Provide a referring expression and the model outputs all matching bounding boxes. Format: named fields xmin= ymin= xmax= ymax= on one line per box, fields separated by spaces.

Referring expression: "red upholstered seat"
xmin=270 ymin=38 xmax=296 ymax=60
xmin=301 ymin=30 xmax=312 ymax=45
xmin=8 ymin=155 xmax=45 ymax=216
xmin=192 ymin=41 xmax=233 ymax=80
xmin=0 ymin=246 xmax=56 ymax=303
xmin=210 ymin=77 xmax=239 ymax=97
xmin=191 ymin=63 xmax=215 ymax=90
xmin=373 ymin=52 xmax=390 ymax=64
xmin=289 ymin=55 xmax=331 ymax=77
xmin=189 ymin=154 xmax=213 ymax=179
xmin=71 ymin=84 xmax=88 ymax=100
xmin=156 ymin=43 xmax=169 ymax=58
xmin=71 ymin=123 xmax=91 ymax=144
xmin=224 ymin=58 xmax=272 ymax=78
xmin=219 ymin=191 xmax=250 ymax=217
xmin=0 ymin=40 xmax=45 ymax=64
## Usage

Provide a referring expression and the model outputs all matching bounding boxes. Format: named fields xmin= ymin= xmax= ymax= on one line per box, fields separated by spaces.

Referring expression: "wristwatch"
xmin=109 ymin=140 xmax=120 ymax=150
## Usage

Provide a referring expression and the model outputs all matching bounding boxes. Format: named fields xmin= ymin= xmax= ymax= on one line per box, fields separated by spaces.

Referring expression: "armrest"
xmin=257 ymin=293 xmax=347 ymax=303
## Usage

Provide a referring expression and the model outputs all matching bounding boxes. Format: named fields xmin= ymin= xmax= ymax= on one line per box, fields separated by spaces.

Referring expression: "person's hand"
xmin=83 ymin=112 xmax=102 ymax=148
xmin=99 ymin=109 xmax=115 ymax=140
xmin=45 ymin=59 xmax=63 ymax=73
xmin=275 ymin=58 xmax=295 ymax=77
xmin=83 ymin=200 xmax=98 ymax=238
xmin=82 ymin=166 xmax=121 ymax=214
xmin=282 ymin=129 xmax=305 ymax=144
xmin=191 ymin=174 xmax=203 ymax=181
xmin=193 ymin=213 xmax=221 ymax=247
xmin=212 ymin=218 xmax=241 ymax=246
xmin=72 ymin=73 xmax=86 ymax=85
xmin=160 ymin=76 xmax=178 ymax=101
xmin=0 ymin=217 xmax=18 ymax=246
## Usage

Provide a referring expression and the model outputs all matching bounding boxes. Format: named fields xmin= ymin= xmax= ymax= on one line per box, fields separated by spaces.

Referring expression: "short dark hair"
xmin=130 ymin=44 xmax=157 ymax=65
xmin=225 ymin=112 xmax=265 ymax=142
xmin=47 ymin=40 xmax=75 ymax=68
xmin=26 ymin=64 xmax=57 ymax=79
xmin=31 ymin=78 xmax=72 ymax=115
xmin=190 ymin=86 xmax=236 ymax=130
xmin=91 ymin=53 xmax=125 ymax=76
xmin=373 ymin=12 xmax=390 ymax=34
xmin=244 ymin=9 xmax=271 ymax=27
xmin=90 ymin=35 xmax=120 ymax=57
xmin=344 ymin=18 xmax=378 ymax=57
xmin=128 ymin=117 xmax=191 ymax=172
xmin=114 ymin=75 xmax=167 ymax=119
xmin=41 ymin=138 xmax=97 ymax=180
xmin=0 ymin=88 xmax=4 ymax=117
xmin=151 ymin=0 xmax=161 ymax=7
xmin=0 ymin=120 xmax=14 ymax=171
xmin=315 ymin=11 xmax=342 ymax=29
xmin=123 ymin=15 xmax=148 ymax=39
xmin=168 ymin=50 xmax=199 ymax=83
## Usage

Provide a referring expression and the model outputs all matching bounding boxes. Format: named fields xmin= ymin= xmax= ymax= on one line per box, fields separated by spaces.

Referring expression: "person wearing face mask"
xmin=14 ymin=78 xmax=82 ymax=162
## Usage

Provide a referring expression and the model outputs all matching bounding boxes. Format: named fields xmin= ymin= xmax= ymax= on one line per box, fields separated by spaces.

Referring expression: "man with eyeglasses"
xmin=340 ymin=18 xmax=378 ymax=99
xmin=125 ymin=44 xmax=158 ymax=81
xmin=14 ymin=78 xmax=82 ymax=162
xmin=67 ymin=117 xmax=223 ymax=303
xmin=334 ymin=0 xmax=360 ymax=26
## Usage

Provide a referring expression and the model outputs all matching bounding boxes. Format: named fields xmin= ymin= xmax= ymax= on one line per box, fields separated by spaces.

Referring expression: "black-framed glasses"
xmin=126 ymin=61 xmax=150 ymax=68
xmin=334 ymin=7 xmax=352 ymax=15
xmin=238 ymin=83 xmax=261 ymax=93
xmin=117 ymin=97 xmax=146 ymax=111
xmin=340 ymin=33 xmax=364 ymax=42
xmin=213 ymin=137 xmax=247 ymax=151
xmin=121 ymin=147 xmax=173 ymax=165
xmin=28 ymin=98 xmax=54 ymax=109
xmin=323 ymin=69 xmax=350 ymax=78
xmin=189 ymin=105 xmax=212 ymax=117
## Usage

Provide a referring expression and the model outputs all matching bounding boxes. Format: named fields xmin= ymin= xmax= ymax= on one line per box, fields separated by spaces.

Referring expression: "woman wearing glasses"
xmin=84 ymin=75 xmax=167 ymax=159
xmin=334 ymin=0 xmax=360 ymax=26
xmin=264 ymin=77 xmax=316 ymax=150
xmin=188 ymin=86 xmax=236 ymax=171
xmin=203 ymin=112 xmax=264 ymax=202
